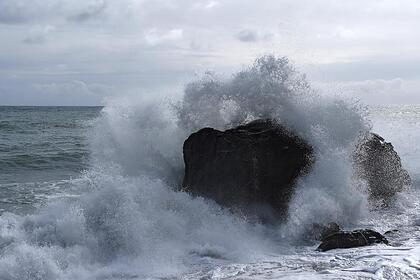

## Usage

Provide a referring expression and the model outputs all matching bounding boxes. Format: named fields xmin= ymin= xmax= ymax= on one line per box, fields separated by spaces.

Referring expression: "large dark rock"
xmin=317 ymin=229 xmax=388 ymax=252
xmin=354 ymin=133 xmax=411 ymax=202
xmin=182 ymin=119 xmax=313 ymax=221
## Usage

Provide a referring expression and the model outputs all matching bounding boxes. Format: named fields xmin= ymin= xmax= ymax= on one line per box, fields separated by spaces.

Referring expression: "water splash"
xmin=0 ymin=55 xmax=376 ymax=279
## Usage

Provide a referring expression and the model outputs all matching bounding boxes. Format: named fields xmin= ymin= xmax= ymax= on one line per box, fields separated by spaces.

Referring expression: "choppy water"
xmin=0 ymin=106 xmax=101 ymax=214
xmin=0 ymin=57 xmax=419 ymax=279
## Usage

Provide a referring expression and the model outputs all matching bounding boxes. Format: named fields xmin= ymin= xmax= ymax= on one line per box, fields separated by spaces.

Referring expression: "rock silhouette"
xmin=317 ymin=229 xmax=388 ymax=252
xmin=182 ymin=119 xmax=410 ymax=222
xmin=182 ymin=119 xmax=313 ymax=222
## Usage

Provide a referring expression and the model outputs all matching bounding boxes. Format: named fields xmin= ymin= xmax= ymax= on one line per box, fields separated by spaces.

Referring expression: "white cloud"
xmin=144 ymin=28 xmax=184 ymax=46
xmin=334 ymin=26 xmax=357 ymax=39
xmin=193 ymin=0 xmax=219 ymax=10
xmin=205 ymin=1 xmax=219 ymax=9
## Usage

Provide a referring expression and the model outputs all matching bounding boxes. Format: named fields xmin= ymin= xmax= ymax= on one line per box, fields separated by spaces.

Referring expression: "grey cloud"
xmin=67 ymin=0 xmax=107 ymax=22
xmin=235 ymin=29 xmax=274 ymax=42
xmin=236 ymin=29 xmax=258 ymax=42
xmin=0 ymin=0 xmax=110 ymax=25
xmin=0 ymin=0 xmax=38 ymax=24
xmin=22 ymin=34 xmax=46 ymax=44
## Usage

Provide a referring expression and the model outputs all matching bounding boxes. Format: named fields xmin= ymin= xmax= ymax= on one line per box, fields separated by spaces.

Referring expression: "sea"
xmin=1 ymin=59 xmax=420 ymax=279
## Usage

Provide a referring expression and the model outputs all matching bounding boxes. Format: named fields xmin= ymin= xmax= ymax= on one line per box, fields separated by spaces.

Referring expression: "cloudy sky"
xmin=1 ymin=0 xmax=419 ymax=105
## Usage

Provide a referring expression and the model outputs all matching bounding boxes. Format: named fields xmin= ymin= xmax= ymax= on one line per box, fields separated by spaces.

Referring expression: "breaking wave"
xmin=0 ymin=56 xmax=379 ymax=279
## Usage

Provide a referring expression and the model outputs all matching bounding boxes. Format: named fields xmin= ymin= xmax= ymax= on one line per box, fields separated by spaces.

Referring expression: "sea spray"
xmin=0 ymin=171 xmax=276 ymax=279
xmin=174 ymin=55 xmax=371 ymax=237
xmin=0 ymin=55 xmax=374 ymax=279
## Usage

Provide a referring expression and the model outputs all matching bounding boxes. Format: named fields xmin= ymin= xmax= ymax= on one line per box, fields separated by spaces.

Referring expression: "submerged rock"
xmin=354 ymin=133 xmax=411 ymax=202
xmin=182 ymin=119 xmax=313 ymax=222
xmin=384 ymin=229 xmax=399 ymax=235
xmin=317 ymin=229 xmax=388 ymax=252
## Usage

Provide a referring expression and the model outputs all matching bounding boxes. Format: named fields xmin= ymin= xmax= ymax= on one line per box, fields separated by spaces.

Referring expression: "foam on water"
xmin=0 ymin=56 xmax=418 ymax=279
xmin=0 ymin=170 xmax=282 ymax=279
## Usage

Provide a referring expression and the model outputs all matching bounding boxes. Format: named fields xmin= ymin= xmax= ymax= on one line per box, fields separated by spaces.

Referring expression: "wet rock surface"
xmin=182 ymin=119 xmax=313 ymax=221
xmin=317 ymin=229 xmax=389 ymax=252
xmin=354 ymin=133 xmax=411 ymax=202
xmin=182 ymin=120 xmax=410 ymax=224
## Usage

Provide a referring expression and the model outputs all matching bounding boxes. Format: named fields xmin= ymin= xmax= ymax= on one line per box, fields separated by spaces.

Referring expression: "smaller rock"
xmin=354 ymin=133 xmax=411 ymax=203
xmin=317 ymin=229 xmax=388 ymax=252
xmin=383 ymin=229 xmax=404 ymax=247
xmin=413 ymin=218 xmax=420 ymax=226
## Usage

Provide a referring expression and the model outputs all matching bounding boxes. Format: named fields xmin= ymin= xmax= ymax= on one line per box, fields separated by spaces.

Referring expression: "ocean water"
xmin=0 ymin=57 xmax=420 ymax=279
xmin=0 ymin=106 xmax=102 ymax=214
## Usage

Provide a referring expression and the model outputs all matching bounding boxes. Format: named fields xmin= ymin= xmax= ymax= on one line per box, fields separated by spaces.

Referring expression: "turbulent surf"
xmin=0 ymin=56 xmax=419 ymax=279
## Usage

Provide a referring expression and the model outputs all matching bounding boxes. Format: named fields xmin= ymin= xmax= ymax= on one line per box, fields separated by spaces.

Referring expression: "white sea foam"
xmin=91 ymin=56 xmax=372 ymax=236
